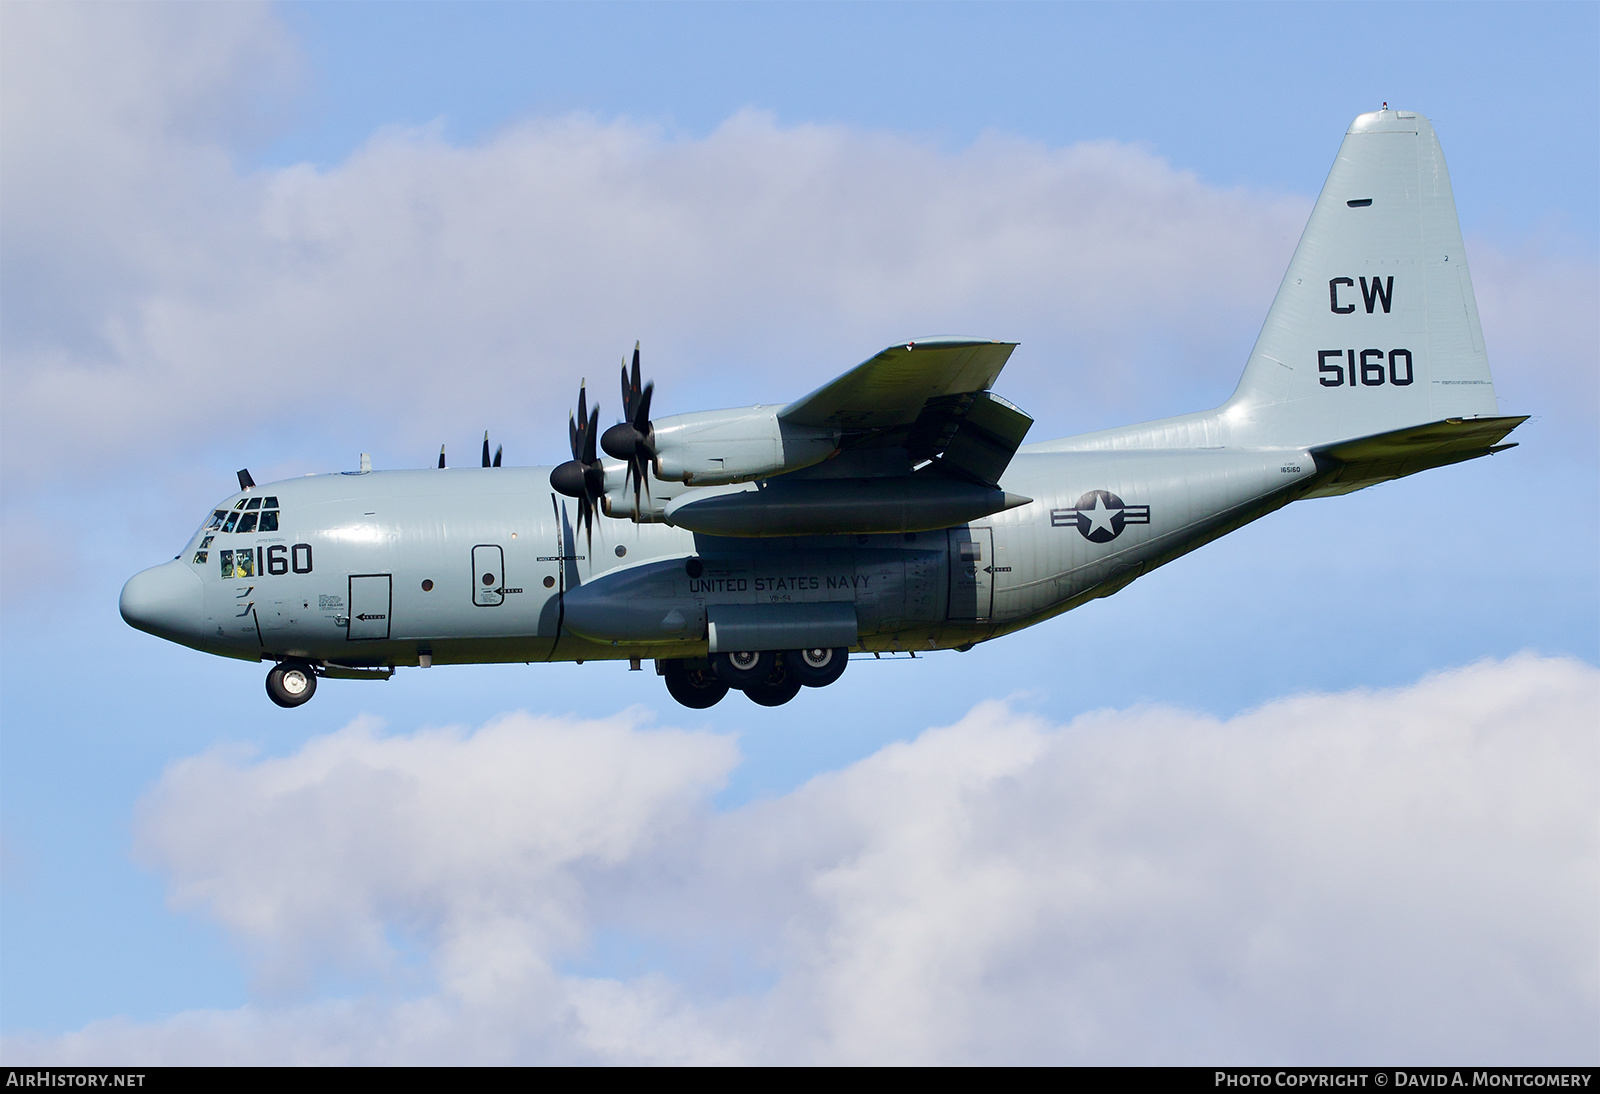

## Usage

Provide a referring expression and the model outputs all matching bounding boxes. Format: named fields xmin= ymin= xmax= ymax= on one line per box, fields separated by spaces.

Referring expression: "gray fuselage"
xmin=129 ymin=440 xmax=1316 ymax=669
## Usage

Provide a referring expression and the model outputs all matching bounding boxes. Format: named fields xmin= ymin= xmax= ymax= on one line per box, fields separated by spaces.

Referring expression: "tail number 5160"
xmin=1318 ymin=349 xmax=1413 ymax=387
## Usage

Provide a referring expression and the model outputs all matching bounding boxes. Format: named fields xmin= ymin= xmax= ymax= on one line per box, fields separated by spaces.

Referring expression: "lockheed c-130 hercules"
xmin=122 ymin=109 xmax=1524 ymax=709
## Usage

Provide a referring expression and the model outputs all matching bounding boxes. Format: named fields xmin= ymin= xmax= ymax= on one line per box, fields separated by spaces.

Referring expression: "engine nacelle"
xmin=649 ymin=406 xmax=837 ymax=486
xmin=601 ymin=462 xmax=693 ymax=523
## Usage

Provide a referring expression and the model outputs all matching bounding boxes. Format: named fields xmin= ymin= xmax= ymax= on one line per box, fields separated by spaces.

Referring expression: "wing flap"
xmin=933 ymin=390 xmax=1034 ymax=484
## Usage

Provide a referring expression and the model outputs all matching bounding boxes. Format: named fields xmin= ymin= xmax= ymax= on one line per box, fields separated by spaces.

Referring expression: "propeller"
xmin=549 ymin=381 xmax=604 ymax=546
xmin=481 ymin=432 xmax=502 ymax=468
xmin=601 ymin=341 xmax=655 ymax=508
xmin=438 ymin=445 xmax=446 ymax=469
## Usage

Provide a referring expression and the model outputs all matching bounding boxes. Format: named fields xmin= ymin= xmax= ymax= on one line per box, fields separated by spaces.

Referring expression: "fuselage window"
xmin=206 ymin=510 xmax=228 ymax=531
xmin=218 ymin=548 xmax=256 ymax=579
xmin=245 ymin=497 xmax=262 ymax=511
xmin=259 ymin=509 xmax=279 ymax=532
xmin=263 ymin=496 xmax=279 ymax=508
xmin=233 ymin=499 xmax=247 ymax=511
xmin=193 ymin=550 xmax=208 ymax=564
xmin=237 ymin=512 xmax=259 ymax=534
xmin=222 ymin=512 xmax=240 ymax=533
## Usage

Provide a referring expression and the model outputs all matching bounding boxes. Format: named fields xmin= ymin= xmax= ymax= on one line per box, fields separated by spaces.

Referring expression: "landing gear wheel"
xmin=662 ymin=659 xmax=729 ymax=709
xmin=788 ymin=647 xmax=849 ymax=688
xmin=266 ymin=662 xmax=317 ymax=708
xmin=743 ymin=660 xmax=803 ymax=707
xmin=712 ymin=650 xmax=777 ymax=689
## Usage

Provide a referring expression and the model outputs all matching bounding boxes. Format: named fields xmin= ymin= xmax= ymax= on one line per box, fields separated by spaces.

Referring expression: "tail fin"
xmin=1225 ymin=108 xmax=1500 ymax=446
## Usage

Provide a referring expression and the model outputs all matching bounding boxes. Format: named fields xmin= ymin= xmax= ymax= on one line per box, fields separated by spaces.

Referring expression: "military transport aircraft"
xmin=121 ymin=109 xmax=1524 ymax=709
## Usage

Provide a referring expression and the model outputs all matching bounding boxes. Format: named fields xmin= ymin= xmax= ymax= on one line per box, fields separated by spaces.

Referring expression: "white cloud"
xmin=6 ymin=653 xmax=1594 ymax=1064
xmin=1 ymin=100 xmax=1312 ymax=485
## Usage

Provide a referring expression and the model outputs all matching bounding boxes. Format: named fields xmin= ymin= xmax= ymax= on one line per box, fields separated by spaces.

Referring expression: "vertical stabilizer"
xmin=1223 ymin=109 xmax=1498 ymax=446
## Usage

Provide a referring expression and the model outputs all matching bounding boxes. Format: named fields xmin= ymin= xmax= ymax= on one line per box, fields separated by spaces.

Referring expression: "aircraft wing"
xmin=780 ymin=338 xmax=1018 ymax=430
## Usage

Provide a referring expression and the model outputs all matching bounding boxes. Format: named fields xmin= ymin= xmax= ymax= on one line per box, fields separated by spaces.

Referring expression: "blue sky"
xmin=1 ymin=1 xmax=1595 ymax=1064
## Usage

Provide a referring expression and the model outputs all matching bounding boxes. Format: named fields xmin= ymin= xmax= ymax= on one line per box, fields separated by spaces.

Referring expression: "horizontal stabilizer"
xmin=1305 ymin=415 xmax=1528 ymax=496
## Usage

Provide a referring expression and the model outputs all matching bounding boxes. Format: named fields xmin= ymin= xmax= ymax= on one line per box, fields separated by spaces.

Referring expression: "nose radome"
xmin=120 ymin=560 xmax=204 ymax=641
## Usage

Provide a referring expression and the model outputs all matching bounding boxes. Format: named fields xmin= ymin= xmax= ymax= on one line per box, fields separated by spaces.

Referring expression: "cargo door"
xmin=348 ymin=574 xmax=392 ymax=640
xmin=473 ymin=544 xmax=505 ymax=606
xmin=946 ymin=527 xmax=994 ymax=622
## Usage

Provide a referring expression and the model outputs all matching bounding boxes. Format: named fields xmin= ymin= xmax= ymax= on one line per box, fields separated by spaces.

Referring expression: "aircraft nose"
xmin=120 ymin=560 xmax=204 ymax=641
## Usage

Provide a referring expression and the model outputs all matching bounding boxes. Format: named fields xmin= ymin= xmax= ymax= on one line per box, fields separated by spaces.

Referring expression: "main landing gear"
xmin=659 ymin=649 xmax=850 ymax=708
xmin=265 ymin=661 xmax=317 ymax=708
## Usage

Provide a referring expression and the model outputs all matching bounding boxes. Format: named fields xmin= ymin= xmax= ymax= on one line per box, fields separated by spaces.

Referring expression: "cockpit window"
xmin=209 ymin=498 xmax=281 ymax=537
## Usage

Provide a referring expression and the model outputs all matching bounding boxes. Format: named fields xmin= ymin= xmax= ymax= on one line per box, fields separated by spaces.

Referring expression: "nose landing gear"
xmin=265 ymin=662 xmax=317 ymax=708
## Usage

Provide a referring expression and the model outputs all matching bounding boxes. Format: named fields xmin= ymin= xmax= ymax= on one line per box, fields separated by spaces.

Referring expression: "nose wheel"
xmin=265 ymin=662 xmax=318 ymax=708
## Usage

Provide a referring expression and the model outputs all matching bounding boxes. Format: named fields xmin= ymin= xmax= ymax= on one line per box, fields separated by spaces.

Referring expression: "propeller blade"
xmin=493 ymin=445 xmax=502 ymax=468
xmin=622 ymin=341 xmax=643 ymax=421
xmin=482 ymin=432 xmax=491 ymax=467
xmin=602 ymin=341 xmax=659 ymax=511
xmin=553 ymin=380 xmax=606 ymax=532
xmin=578 ymin=494 xmax=595 ymax=552
xmin=583 ymin=405 xmax=599 ymax=464
xmin=438 ymin=445 xmax=446 ymax=469
xmin=634 ymin=380 xmax=653 ymax=431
